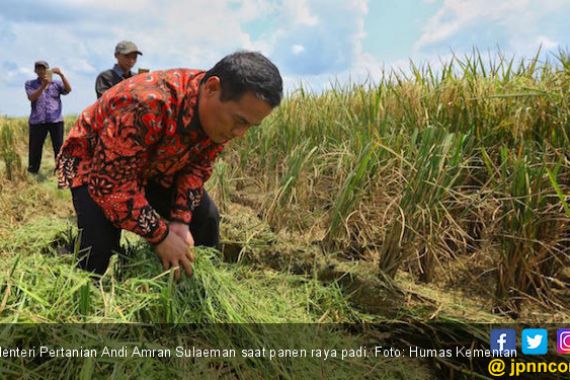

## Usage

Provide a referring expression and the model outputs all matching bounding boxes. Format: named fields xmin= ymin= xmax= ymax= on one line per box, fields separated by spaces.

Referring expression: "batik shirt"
xmin=57 ymin=69 xmax=225 ymax=244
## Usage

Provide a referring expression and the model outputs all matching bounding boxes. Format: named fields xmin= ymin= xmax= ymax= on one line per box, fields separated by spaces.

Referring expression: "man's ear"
xmin=204 ymin=76 xmax=221 ymax=97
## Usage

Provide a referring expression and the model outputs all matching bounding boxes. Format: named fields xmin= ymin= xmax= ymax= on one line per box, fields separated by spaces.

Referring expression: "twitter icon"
xmin=522 ymin=329 xmax=548 ymax=355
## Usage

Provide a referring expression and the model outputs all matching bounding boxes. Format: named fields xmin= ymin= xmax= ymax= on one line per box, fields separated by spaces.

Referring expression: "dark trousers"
xmin=28 ymin=122 xmax=64 ymax=173
xmin=71 ymin=183 xmax=220 ymax=275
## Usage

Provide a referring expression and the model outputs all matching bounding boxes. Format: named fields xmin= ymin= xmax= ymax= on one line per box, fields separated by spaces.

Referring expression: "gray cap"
xmin=34 ymin=60 xmax=49 ymax=68
xmin=115 ymin=40 xmax=143 ymax=56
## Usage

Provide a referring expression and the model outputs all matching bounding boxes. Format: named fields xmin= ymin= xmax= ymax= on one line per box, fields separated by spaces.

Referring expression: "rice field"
xmin=0 ymin=51 xmax=569 ymax=378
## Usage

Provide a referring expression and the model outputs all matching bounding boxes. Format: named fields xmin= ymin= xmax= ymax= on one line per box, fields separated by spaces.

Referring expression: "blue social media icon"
xmin=522 ymin=329 xmax=548 ymax=355
xmin=490 ymin=329 xmax=516 ymax=356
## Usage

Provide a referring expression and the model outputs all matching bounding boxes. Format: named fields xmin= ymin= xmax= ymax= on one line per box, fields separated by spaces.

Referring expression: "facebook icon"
xmin=490 ymin=329 xmax=516 ymax=356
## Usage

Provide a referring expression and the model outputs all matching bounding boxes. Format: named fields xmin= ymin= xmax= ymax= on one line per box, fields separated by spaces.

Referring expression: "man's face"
xmin=115 ymin=52 xmax=138 ymax=72
xmin=35 ymin=66 xmax=47 ymax=79
xmin=198 ymin=77 xmax=273 ymax=144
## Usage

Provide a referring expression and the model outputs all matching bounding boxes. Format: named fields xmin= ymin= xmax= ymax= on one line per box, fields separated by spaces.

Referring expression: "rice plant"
xmin=0 ymin=119 xmax=22 ymax=181
xmin=378 ymin=127 xmax=470 ymax=280
xmin=226 ymin=48 xmax=570 ymax=311
xmin=482 ymin=146 xmax=568 ymax=314
xmin=325 ymin=142 xmax=378 ymax=246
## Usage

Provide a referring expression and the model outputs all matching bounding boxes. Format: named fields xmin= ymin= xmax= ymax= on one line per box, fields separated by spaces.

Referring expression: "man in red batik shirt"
xmin=57 ymin=51 xmax=283 ymax=278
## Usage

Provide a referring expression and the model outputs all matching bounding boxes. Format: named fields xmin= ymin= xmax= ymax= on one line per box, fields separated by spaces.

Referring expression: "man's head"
xmin=34 ymin=60 xmax=49 ymax=79
xmin=114 ymin=41 xmax=142 ymax=73
xmin=198 ymin=51 xmax=283 ymax=144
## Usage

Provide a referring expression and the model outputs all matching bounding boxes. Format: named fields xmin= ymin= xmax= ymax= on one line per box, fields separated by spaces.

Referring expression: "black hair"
xmin=202 ymin=51 xmax=283 ymax=108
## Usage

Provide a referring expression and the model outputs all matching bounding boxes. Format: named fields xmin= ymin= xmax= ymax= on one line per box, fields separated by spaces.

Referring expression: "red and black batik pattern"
xmin=57 ymin=69 xmax=224 ymax=244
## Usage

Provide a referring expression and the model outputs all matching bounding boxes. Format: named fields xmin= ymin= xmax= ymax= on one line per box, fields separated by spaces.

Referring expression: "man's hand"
xmin=40 ymin=75 xmax=52 ymax=87
xmin=169 ymin=222 xmax=194 ymax=247
xmin=154 ymin=228 xmax=194 ymax=280
xmin=51 ymin=67 xmax=72 ymax=93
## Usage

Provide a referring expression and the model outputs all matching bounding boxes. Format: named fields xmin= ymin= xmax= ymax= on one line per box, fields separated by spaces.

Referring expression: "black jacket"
xmin=95 ymin=67 xmax=134 ymax=98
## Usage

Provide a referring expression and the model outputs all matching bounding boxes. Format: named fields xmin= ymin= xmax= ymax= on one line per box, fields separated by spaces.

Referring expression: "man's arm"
xmin=170 ymin=144 xmax=224 ymax=224
xmin=25 ymin=79 xmax=50 ymax=102
xmin=51 ymin=67 xmax=72 ymax=94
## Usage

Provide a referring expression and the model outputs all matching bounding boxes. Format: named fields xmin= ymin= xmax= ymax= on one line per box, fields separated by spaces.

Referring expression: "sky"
xmin=1 ymin=0 xmax=569 ymax=116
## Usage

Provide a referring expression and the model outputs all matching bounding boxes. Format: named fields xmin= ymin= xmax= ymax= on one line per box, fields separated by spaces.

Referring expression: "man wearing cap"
xmin=95 ymin=40 xmax=142 ymax=98
xmin=24 ymin=61 xmax=72 ymax=174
